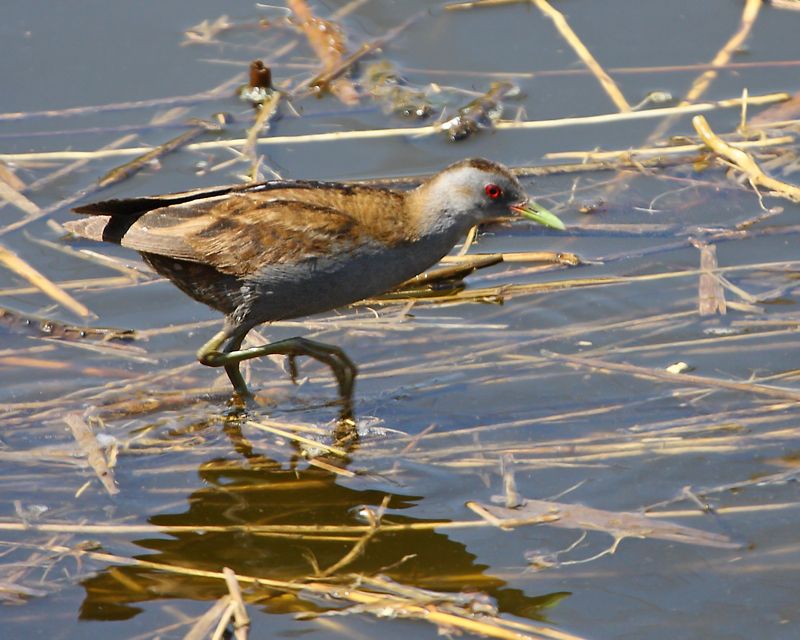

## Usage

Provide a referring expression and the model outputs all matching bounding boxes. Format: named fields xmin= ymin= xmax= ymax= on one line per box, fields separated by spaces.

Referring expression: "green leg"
xmin=197 ymin=329 xmax=357 ymax=408
xmin=198 ymin=328 xmax=251 ymax=397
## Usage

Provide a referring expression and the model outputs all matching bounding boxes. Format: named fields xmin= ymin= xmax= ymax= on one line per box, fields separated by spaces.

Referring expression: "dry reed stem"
xmin=367 ymin=398 xmax=793 ymax=454
xmin=544 ymin=133 xmax=794 ymax=161
xmin=0 ymin=244 xmax=94 ymax=319
xmin=649 ymin=502 xmax=800 ymax=519
xmin=222 ymin=567 xmax=250 ymax=640
xmin=476 ymin=499 xmax=738 ymax=548
xmin=69 ymin=248 xmax=149 ymax=279
xmin=0 ymin=92 xmax=787 ymax=165
xmin=245 ymin=420 xmax=348 ymax=457
xmin=14 ymin=134 xmax=141 ymax=213
xmin=184 ymin=597 xmax=233 ymax=640
xmin=317 ymin=497 xmax=389 ymax=577
xmin=306 ymin=456 xmax=357 ymax=477
xmin=0 ymin=86 xmax=241 ymax=122
xmin=2 ymin=543 xmax=587 ymax=640
xmin=245 ymin=92 xmax=281 ymax=178
xmin=693 ymin=115 xmax=800 ymax=202
xmin=641 ymin=0 xmax=764 ymax=149
xmin=445 ymin=0 xmax=524 ymax=9
xmin=681 ymin=0 xmax=764 ymax=107
xmin=531 ymin=0 xmax=631 ymax=112
xmin=442 ymin=251 xmax=581 ymax=265
xmin=0 ymin=134 xmax=141 ymax=237
xmin=0 ymin=513 xmax=557 ymax=537
xmin=600 ymin=0 xmax=766 ymax=203
xmin=693 ymin=240 xmax=727 ymax=316
xmin=584 ymin=326 xmax=800 ymax=359
xmin=40 ymin=338 xmax=154 ymax=364
xmin=211 ymin=604 xmax=238 ymax=640
xmin=406 ymin=58 xmax=800 ymax=81
xmin=370 ymin=259 xmax=800 ymax=307
xmin=0 ymin=180 xmax=40 ymax=216
xmin=539 ymin=350 xmax=800 ymax=402
xmin=397 ymin=423 xmax=800 ymax=468
xmin=63 ymin=414 xmax=119 ymax=496
xmin=97 ymin=120 xmax=218 ymax=188
xmin=0 ymin=163 xmax=25 ymax=190
xmin=0 ymin=275 xmax=150 ymax=297
xmin=287 ymin=0 xmax=359 ymax=105
xmin=307 ymin=10 xmax=425 ymax=91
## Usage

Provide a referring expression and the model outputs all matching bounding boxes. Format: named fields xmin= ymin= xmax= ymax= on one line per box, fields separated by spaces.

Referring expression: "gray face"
xmin=414 ymin=159 xmax=530 ymax=235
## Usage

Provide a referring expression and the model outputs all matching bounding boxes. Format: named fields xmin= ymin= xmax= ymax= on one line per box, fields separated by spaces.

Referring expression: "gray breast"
xmin=241 ymin=230 xmax=462 ymax=324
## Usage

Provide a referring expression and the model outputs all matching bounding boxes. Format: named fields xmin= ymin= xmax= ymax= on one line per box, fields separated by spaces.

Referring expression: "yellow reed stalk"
xmin=531 ymin=0 xmax=631 ymax=111
xmin=0 ymin=244 xmax=94 ymax=318
xmin=693 ymin=114 xmax=800 ymax=202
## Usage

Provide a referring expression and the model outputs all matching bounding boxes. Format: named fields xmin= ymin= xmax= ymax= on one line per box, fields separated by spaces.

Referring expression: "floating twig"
xmin=64 ymin=414 xmax=119 ymax=496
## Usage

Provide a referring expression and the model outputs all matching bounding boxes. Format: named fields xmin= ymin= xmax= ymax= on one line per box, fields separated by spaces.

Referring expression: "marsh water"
xmin=1 ymin=1 xmax=799 ymax=638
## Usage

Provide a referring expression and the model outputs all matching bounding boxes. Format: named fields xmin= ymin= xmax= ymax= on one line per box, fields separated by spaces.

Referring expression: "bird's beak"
xmin=511 ymin=200 xmax=566 ymax=230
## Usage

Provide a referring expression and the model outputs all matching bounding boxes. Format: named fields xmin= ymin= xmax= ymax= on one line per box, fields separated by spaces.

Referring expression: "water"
xmin=1 ymin=1 xmax=799 ymax=638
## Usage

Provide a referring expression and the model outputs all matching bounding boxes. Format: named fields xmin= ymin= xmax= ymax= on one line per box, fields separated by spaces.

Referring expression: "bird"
xmin=64 ymin=158 xmax=565 ymax=412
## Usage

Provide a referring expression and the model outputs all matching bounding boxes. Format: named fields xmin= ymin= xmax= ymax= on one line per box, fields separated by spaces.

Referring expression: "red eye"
xmin=485 ymin=183 xmax=503 ymax=200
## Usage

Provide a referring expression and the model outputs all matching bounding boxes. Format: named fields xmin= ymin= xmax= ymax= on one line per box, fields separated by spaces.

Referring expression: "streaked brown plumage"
xmin=64 ymin=158 xmax=565 ymax=412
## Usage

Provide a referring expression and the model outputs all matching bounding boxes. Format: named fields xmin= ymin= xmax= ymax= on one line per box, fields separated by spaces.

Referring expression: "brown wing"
xmin=188 ymin=196 xmax=366 ymax=276
xmin=66 ymin=181 xmax=416 ymax=277
xmin=68 ymin=193 xmax=366 ymax=277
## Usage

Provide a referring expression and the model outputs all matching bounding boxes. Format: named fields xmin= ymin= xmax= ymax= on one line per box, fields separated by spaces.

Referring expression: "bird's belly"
xmin=244 ymin=237 xmax=453 ymax=322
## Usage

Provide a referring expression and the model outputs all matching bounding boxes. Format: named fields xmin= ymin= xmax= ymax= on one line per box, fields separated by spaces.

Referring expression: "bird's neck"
xmin=405 ymin=184 xmax=477 ymax=241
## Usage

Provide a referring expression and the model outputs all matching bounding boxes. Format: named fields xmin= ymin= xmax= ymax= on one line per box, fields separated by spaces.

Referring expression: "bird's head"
xmin=412 ymin=158 xmax=565 ymax=235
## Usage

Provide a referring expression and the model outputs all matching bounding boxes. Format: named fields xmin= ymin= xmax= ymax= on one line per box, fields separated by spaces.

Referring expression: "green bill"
xmin=512 ymin=201 xmax=566 ymax=230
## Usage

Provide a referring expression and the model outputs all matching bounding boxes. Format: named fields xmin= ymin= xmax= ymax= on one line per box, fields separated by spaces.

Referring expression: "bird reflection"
xmin=79 ymin=425 xmax=568 ymax=623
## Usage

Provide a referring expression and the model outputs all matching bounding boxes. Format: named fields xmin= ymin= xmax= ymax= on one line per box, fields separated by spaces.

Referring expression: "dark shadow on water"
xmin=78 ymin=433 xmax=569 ymax=623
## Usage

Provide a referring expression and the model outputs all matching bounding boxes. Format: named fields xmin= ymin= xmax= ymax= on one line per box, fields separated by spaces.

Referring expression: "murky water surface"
xmin=1 ymin=1 xmax=799 ymax=638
